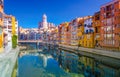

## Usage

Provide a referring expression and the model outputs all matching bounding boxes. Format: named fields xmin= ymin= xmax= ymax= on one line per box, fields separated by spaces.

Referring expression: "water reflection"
xmin=18 ymin=44 xmax=120 ymax=77
xmin=18 ymin=52 xmax=71 ymax=77
xmin=54 ymin=50 xmax=120 ymax=77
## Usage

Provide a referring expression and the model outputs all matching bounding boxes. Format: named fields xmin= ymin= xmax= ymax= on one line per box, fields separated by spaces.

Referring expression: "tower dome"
xmin=43 ymin=14 xmax=47 ymax=19
xmin=42 ymin=14 xmax=47 ymax=22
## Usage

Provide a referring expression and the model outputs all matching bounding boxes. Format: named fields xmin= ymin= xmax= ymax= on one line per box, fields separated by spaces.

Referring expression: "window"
xmin=84 ymin=24 xmax=87 ymax=27
xmin=8 ymin=21 xmax=11 ymax=24
xmin=111 ymin=4 xmax=114 ymax=10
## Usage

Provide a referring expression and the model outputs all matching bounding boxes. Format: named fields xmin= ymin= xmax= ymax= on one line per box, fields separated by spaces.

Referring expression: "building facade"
xmin=18 ymin=27 xmax=41 ymax=40
xmin=58 ymin=24 xmax=62 ymax=44
xmin=60 ymin=23 xmax=66 ymax=44
xmin=0 ymin=0 xmax=4 ymax=48
xmin=48 ymin=27 xmax=58 ymax=44
xmin=3 ymin=14 xmax=18 ymax=46
xmin=93 ymin=12 xmax=101 ymax=47
xmin=77 ymin=17 xmax=85 ymax=47
xmin=100 ymin=0 xmax=120 ymax=50
xmin=84 ymin=16 xmax=94 ymax=48
xmin=66 ymin=23 xmax=71 ymax=45
xmin=70 ymin=18 xmax=80 ymax=46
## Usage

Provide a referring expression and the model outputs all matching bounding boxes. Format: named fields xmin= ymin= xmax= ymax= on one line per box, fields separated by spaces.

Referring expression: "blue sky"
xmin=4 ymin=0 xmax=111 ymax=28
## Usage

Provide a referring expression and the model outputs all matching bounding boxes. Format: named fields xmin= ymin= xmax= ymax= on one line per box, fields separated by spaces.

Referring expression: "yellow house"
xmin=77 ymin=16 xmax=93 ymax=47
xmin=0 ymin=27 xmax=3 ymax=48
xmin=83 ymin=16 xmax=94 ymax=48
xmin=77 ymin=17 xmax=84 ymax=47
xmin=0 ymin=0 xmax=4 ymax=49
xmin=84 ymin=34 xmax=94 ymax=48
xmin=12 ymin=16 xmax=16 ymax=35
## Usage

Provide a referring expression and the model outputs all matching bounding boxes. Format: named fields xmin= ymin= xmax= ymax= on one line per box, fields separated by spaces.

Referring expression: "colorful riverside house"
xmin=84 ymin=16 xmax=94 ymax=48
xmin=0 ymin=0 xmax=4 ymax=49
xmin=58 ymin=24 xmax=62 ymax=44
xmin=3 ymin=15 xmax=18 ymax=46
xmin=54 ymin=27 xmax=59 ymax=44
xmin=49 ymin=27 xmax=58 ymax=44
xmin=63 ymin=22 xmax=70 ymax=45
xmin=100 ymin=0 xmax=120 ymax=51
xmin=66 ymin=23 xmax=71 ymax=45
xmin=77 ymin=17 xmax=84 ymax=47
xmin=59 ymin=22 xmax=68 ymax=45
xmin=12 ymin=16 xmax=16 ymax=35
xmin=58 ymin=23 xmax=64 ymax=44
xmin=70 ymin=18 xmax=80 ymax=46
xmin=93 ymin=11 xmax=101 ymax=47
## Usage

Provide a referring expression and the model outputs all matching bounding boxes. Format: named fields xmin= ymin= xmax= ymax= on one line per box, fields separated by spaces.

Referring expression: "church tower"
xmin=42 ymin=14 xmax=48 ymax=30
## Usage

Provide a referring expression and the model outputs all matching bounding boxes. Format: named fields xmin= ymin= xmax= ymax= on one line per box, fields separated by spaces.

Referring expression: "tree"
xmin=12 ymin=35 xmax=17 ymax=48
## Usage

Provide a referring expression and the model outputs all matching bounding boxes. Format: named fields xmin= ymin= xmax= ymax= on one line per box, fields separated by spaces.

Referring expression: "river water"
xmin=17 ymin=43 xmax=120 ymax=77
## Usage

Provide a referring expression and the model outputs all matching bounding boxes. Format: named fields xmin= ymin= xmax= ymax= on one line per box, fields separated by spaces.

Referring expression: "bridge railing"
xmin=18 ymin=40 xmax=43 ymax=42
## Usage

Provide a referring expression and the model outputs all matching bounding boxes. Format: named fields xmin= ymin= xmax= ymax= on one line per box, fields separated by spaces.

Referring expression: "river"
xmin=15 ymin=43 xmax=120 ymax=77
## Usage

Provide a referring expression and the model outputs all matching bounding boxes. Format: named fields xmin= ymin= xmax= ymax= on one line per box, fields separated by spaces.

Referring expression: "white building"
xmin=3 ymin=14 xmax=18 ymax=45
xmin=84 ymin=16 xmax=94 ymax=34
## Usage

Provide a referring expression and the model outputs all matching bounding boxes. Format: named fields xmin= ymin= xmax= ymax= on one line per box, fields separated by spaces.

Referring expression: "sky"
xmin=4 ymin=0 xmax=111 ymax=28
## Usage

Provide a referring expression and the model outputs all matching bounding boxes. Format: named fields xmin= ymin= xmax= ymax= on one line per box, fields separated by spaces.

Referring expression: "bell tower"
xmin=42 ymin=14 xmax=48 ymax=30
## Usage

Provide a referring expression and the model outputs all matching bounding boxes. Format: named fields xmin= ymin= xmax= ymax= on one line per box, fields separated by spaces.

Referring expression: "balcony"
xmin=106 ymin=12 xmax=112 ymax=18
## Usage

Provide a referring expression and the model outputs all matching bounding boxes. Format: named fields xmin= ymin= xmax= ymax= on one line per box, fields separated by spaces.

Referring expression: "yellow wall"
xmin=12 ymin=16 xmax=16 ymax=35
xmin=0 ymin=25 xmax=3 ymax=48
xmin=77 ymin=25 xmax=84 ymax=47
xmin=84 ymin=34 xmax=94 ymax=48
xmin=0 ymin=33 xmax=3 ymax=48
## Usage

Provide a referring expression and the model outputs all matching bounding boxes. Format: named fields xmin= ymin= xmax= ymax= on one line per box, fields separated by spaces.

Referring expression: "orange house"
xmin=65 ymin=23 xmax=71 ymax=45
xmin=93 ymin=11 xmax=101 ymax=47
xmin=58 ymin=24 xmax=62 ymax=44
xmin=100 ymin=0 xmax=120 ymax=50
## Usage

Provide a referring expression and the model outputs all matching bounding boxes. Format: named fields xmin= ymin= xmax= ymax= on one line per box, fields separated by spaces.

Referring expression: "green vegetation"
xmin=12 ymin=35 xmax=17 ymax=48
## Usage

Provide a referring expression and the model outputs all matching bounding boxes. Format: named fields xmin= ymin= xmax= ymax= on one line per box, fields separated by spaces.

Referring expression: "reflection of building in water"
xmin=78 ymin=56 xmax=120 ymax=77
xmin=78 ymin=56 xmax=96 ymax=76
xmin=98 ymin=64 xmax=120 ymax=77
xmin=39 ymin=54 xmax=53 ymax=67
xmin=59 ymin=51 xmax=79 ymax=73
